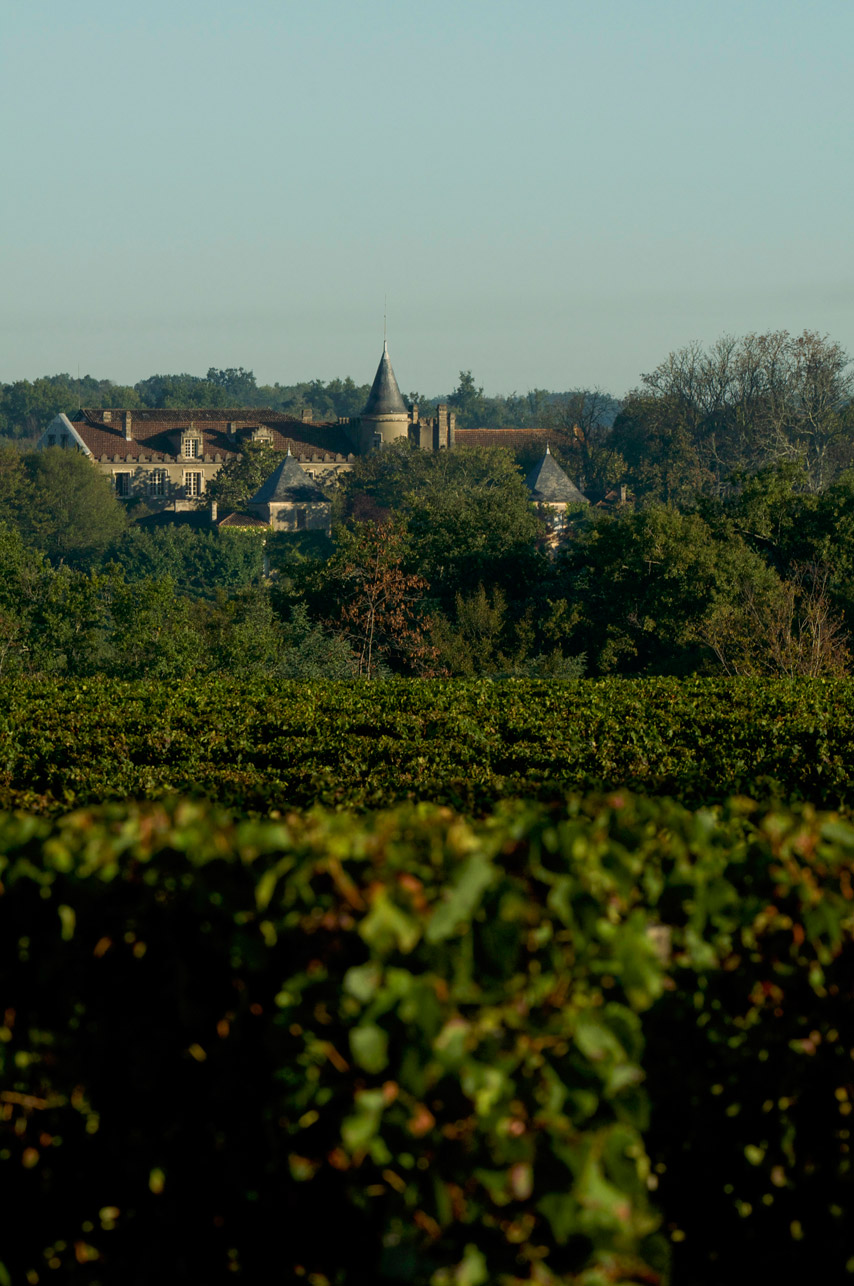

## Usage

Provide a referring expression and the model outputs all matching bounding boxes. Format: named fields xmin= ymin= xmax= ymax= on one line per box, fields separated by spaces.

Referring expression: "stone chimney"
xmin=300 ymin=408 xmax=312 ymax=423
xmin=618 ymin=483 xmax=627 ymax=503
xmin=227 ymin=421 xmax=238 ymax=440
xmin=103 ymin=410 xmax=112 ymax=423
xmin=210 ymin=501 xmax=218 ymax=524
xmin=123 ymin=411 xmax=133 ymax=441
xmin=437 ymin=403 xmax=457 ymax=449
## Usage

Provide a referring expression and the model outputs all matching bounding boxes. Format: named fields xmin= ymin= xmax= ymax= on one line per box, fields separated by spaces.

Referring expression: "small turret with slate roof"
xmin=525 ymin=445 xmax=588 ymax=508
xmin=249 ymin=449 xmax=329 ymax=506
xmin=246 ymin=449 xmax=332 ymax=532
xmin=525 ymin=446 xmax=587 ymax=551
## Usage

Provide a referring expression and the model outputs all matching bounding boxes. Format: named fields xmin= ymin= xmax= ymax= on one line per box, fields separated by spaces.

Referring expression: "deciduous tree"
xmin=541 ymin=387 xmax=625 ymax=496
xmin=5 ymin=449 xmax=128 ymax=566
xmin=342 ymin=443 xmax=545 ymax=610
xmin=701 ymin=562 xmax=850 ymax=677
xmin=303 ymin=518 xmax=438 ymax=677
xmin=448 ymin=369 xmax=486 ymax=428
xmin=104 ymin=523 xmax=265 ymax=596
xmin=614 ymin=331 xmax=854 ymax=500
xmin=553 ymin=504 xmax=783 ymax=675
xmin=196 ymin=442 xmax=282 ymax=514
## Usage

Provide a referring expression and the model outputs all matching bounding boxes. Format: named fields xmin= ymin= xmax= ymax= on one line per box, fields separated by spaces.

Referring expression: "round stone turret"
xmin=358 ymin=341 xmax=410 ymax=450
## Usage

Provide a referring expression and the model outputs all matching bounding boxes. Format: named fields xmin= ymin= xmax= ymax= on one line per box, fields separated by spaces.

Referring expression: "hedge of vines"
xmin=2 ymin=675 xmax=854 ymax=813
xmin=2 ymin=794 xmax=853 ymax=1284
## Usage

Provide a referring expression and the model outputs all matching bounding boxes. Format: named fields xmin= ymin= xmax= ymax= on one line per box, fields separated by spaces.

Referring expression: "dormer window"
xmin=184 ymin=437 xmax=200 ymax=458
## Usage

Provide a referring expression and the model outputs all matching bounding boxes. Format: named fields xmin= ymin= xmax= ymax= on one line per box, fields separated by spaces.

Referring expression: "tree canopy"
xmin=612 ymin=330 xmax=854 ymax=500
xmin=203 ymin=443 xmax=283 ymax=512
xmin=340 ymin=442 xmax=545 ymax=608
xmin=0 ymin=447 xmax=128 ymax=567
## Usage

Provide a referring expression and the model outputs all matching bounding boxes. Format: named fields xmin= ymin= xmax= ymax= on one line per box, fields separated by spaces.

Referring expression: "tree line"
xmin=3 ymin=330 xmax=852 ymax=504
xmin=0 ymin=365 xmax=618 ymax=441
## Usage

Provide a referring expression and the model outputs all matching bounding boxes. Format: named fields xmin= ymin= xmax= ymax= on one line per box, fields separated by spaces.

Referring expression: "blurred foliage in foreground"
xmin=1 ymin=793 xmax=853 ymax=1284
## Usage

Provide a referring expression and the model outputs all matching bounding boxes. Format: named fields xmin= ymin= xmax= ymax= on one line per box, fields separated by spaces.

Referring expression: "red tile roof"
xmin=454 ymin=428 xmax=549 ymax=450
xmin=71 ymin=409 xmax=354 ymax=463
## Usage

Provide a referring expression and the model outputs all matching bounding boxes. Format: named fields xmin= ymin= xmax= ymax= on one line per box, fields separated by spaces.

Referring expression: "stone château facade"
xmin=36 ymin=407 xmax=355 ymax=511
xmin=36 ymin=344 xmax=456 ymax=511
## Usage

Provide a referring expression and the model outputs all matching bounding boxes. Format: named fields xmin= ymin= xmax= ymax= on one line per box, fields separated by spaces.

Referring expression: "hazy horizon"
xmin=3 ymin=0 xmax=852 ymax=399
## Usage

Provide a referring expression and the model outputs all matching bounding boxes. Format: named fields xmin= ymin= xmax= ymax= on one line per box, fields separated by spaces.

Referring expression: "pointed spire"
xmin=362 ymin=342 xmax=407 ymax=417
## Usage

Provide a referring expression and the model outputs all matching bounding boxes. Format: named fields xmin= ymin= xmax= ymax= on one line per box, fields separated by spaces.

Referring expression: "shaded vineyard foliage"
xmin=1 ymin=795 xmax=853 ymax=1284
xmin=2 ymin=676 xmax=854 ymax=814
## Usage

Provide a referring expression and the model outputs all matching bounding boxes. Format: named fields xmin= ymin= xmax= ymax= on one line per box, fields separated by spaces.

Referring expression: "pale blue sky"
xmin=2 ymin=0 xmax=852 ymax=397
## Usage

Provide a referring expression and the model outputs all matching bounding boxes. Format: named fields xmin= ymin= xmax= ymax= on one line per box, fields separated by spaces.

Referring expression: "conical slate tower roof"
xmin=362 ymin=341 xmax=407 ymax=417
xmin=525 ymin=447 xmax=588 ymax=505
xmin=249 ymin=451 xmax=328 ymax=505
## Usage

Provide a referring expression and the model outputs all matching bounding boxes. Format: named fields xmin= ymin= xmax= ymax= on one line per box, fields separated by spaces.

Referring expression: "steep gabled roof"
xmin=525 ymin=447 xmax=588 ymax=505
xmin=249 ymin=451 xmax=329 ymax=506
xmin=362 ymin=342 xmax=407 ymax=417
xmin=39 ymin=412 xmax=93 ymax=456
